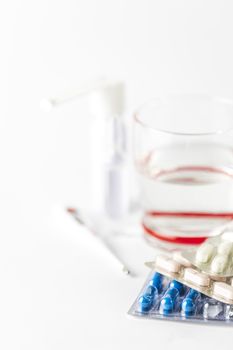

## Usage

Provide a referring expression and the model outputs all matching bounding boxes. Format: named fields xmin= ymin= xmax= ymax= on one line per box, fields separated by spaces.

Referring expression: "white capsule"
xmin=213 ymin=282 xmax=233 ymax=301
xmin=173 ymin=251 xmax=192 ymax=267
xmin=195 ymin=243 xmax=214 ymax=264
xmin=211 ymin=255 xmax=228 ymax=273
xmin=155 ymin=255 xmax=181 ymax=273
xmin=184 ymin=268 xmax=210 ymax=287
xmin=217 ymin=241 xmax=233 ymax=256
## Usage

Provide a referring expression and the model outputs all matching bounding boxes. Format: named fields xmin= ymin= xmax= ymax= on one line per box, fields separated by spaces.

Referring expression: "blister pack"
xmin=128 ymin=271 xmax=233 ymax=324
xmin=181 ymin=237 xmax=233 ymax=277
xmin=145 ymin=255 xmax=233 ymax=304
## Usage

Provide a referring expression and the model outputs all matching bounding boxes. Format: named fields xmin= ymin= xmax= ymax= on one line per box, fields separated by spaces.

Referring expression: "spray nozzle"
xmin=40 ymin=78 xmax=125 ymax=117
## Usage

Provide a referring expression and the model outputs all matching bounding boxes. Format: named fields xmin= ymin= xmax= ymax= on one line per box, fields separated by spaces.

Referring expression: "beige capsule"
xmin=217 ymin=241 xmax=233 ymax=256
xmin=195 ymin=243 xmax=214 ymax=264
xmin=155 ymin=255 xmax=181 ymax=273
xmin=211 ymin=255 xmax=228 ymax=274
xmin=213 ymin=282 xmax=233 ymax=301
xmin=184 ymin=268 xmax=210 ymax=287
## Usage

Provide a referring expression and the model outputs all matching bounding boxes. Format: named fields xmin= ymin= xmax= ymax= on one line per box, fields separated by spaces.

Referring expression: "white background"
xmin=1 ymin=0 xmax=233 ymax=348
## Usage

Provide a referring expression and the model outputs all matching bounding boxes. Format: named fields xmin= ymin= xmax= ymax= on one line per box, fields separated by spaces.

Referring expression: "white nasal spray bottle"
xmin=41 ymin=79 xmax=130 ymax=220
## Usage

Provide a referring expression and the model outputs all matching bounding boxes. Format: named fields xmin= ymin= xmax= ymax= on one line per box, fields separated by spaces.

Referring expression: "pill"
xmin=217 ymin=241 xmax=233 ymax=256
xmin=144 ymin=285 xmax=156 ymax=298
xmin=195 ymin=243 xmax=214 ymax=264
xmin=159 ymin=287 xmax=179 ymax=315
xmin=139 ymin=294 xmax=153 ymax=312
xmin=149 ymin=272 xmax=163 ymax=292
xmin=181 ymin=289 xmax=201 ymax=316
xmin=169 ymin=280 xmax=186 ymax=296
xmin=213 ymin=282 xmax=233 ymax=301
xmin=156 ymin=255 xmax=181 ymax=273
xmin=173 ymin=251 xmax=192 ymax=267
xmin=184 ymin=268 xmax=210 ymax=287
xmin=211 ymin=255 xmax=228 ymax=274
xmin=139 ymin=285 xmax=157 ymax=312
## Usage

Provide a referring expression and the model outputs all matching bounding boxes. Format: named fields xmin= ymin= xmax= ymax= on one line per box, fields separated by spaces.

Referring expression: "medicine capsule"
xmin=144 ymin=285 xmax=156 ymax=298
xmin=139 ymin=295 xmax=153 ymax=312
xmin=195 ymin=243 xmax=214 ymax=264
xmin=149 ymin=272 xmax=163 ymax=292
xmin=160 ymin=287 xmax=179 ymax=315
xmin=156 ymin=255 xmax=181 ymax=273
xmin=169 ymin=280 xmax=186 ymax=296
xmin=181 ymin=289 xmax=200 ymax=316
xmin=139 ymin=285 xmax=157 ymax=312
xmin=217 ymin=241 xmax=233 ymax=256
xmin=213 ymin=282 xmax=233 ymax=302
xmin=211 ymin=255 xmax=228 ymax=274
xmin=184 ymin=268 xmax=210 ymax=287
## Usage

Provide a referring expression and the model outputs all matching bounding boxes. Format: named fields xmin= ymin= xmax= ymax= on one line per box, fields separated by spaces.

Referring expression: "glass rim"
xmin=134 ymin=94 xmax=233 ymax=137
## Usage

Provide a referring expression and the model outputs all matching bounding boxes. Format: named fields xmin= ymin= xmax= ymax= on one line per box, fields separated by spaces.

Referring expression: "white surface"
xmin=1 ymin=198 xmax=233 ymax=350
xmin=2 ymin=0 xmax=233 ymax=348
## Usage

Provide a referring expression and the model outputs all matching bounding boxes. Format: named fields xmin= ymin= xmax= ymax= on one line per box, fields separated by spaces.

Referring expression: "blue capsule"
xmin=182 ymin=289 xmax=201 ymax=316
xmin=139 ymin=295 xmax=153 ymax=312
xmin=144 ymin=285 xmax=156 ymax=298
xmin=149 ymin=272 xmax=163 ymax=292
xmin=139 ymin=285 xmax=157 ymax=312
xmin=169 ymin=280 xmax=186 ymax=296
xmin=160 ymin=287 xmax=179 ymax=315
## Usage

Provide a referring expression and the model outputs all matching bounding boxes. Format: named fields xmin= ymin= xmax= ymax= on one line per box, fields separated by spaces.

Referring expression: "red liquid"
xmin=142 ymin=211 xmax=233 ymax=246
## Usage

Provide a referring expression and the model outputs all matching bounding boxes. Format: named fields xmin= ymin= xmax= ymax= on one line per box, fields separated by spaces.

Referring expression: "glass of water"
xmin=134 ymin=94 xmax=233 ymax=249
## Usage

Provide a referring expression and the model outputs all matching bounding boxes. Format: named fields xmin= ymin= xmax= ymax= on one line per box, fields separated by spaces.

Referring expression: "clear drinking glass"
xmin=134 ymin=94 xmax=233 ymax=250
